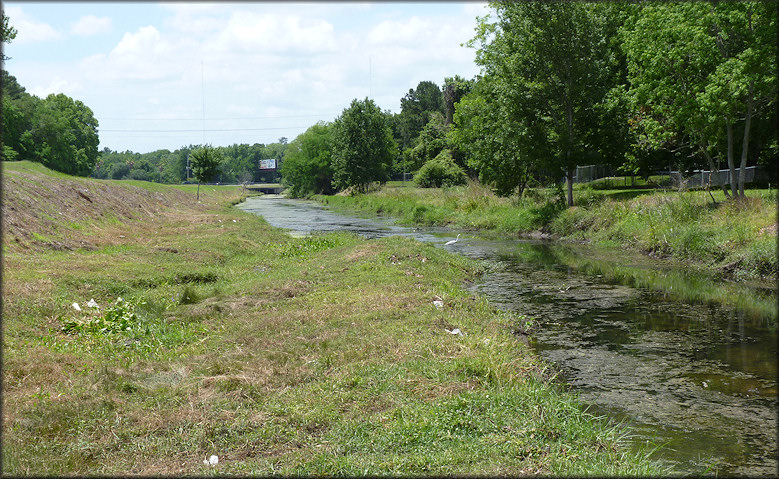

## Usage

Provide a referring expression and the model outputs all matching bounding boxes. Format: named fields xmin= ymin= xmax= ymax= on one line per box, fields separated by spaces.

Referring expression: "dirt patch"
xmin=1 ymin=164 xmax=209 ymax=251
xmin=344 ymin=242 xmax=383 ymax=261
xmin=758 ymin=222 xmax=777 ymax=236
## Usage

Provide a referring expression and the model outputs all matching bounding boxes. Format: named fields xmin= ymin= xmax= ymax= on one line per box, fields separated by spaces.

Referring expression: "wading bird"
xmin=444 ymin=234 xmax=460 ymax=246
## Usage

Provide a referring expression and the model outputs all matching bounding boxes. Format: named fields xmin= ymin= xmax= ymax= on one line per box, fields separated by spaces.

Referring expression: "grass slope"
xmin=317 ymin=181 xmax=778 ymax=282
xmin=2 ymin=161 xmax=667 ymax=475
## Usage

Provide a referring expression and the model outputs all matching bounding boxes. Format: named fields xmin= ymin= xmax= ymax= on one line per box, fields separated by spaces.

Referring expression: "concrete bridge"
xmin=245 ymin=183 xmax=284 ymax=195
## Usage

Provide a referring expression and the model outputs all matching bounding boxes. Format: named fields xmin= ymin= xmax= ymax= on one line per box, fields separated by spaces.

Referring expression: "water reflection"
xmin=467 ymin=242 xmax=777 ymax=476
xmin=237 ymin=195 xmax=778 ymax=477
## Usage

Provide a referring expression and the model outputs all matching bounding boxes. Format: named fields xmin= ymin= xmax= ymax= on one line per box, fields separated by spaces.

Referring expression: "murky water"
xmin=238 ymin=196 xmax=778 ymax=476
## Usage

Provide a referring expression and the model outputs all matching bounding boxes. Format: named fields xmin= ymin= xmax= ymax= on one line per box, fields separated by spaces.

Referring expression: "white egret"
xmin=444 ymin=234 xmax=460 ymax=246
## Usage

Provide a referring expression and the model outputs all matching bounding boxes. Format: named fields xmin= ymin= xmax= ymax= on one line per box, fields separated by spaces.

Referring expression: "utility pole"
xmin=201 ymin=61 xmax=206 ymax=144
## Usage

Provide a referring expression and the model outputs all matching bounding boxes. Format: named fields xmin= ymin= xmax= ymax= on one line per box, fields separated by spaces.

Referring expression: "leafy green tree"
xmin=190 ymin=145 xmax=224 ymax=201
xmin=22 ymin=94 xmax=99 ymax=176
xmin=281 ymin=122 xmax=335 ymax=197
xmin=2 ymin=12 xmax=17 ymax=60
xmin=2 ymin=73 xmax=100 ymax=176
xmin=622 ymin=2 xmax=776 ymax=199
xmin=466 ymin=2 xmax=622 ymax=205
xmin=451 ymin=80 xmax=542 ymax=197
xmin=442 ymin=75 xmax=473 ymax=125
xmin=396 ymin=81 xmax=444 ymax=149
xmin=332 ymin=98 xmax=397 ymax=193
xmin=400 ymin=112 xmax=450 ymax=175
xmin=414 ymin=149 xmax=467 ymax=188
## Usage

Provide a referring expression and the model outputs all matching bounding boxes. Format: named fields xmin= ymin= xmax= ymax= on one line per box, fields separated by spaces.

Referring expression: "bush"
xmin=414 ymin=150 xmax=467 ymax=188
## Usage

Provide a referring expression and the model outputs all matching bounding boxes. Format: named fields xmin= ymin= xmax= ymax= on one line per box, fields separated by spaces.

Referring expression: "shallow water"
xmin=237 ymin=195 xmax=778 ymax=476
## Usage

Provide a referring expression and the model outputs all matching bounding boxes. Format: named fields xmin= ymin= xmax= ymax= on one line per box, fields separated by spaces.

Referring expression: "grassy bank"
xmin=2 ymin=162 xmax=667 ymax=475
xmin=316 ymin=182 xmax=778 ymax=283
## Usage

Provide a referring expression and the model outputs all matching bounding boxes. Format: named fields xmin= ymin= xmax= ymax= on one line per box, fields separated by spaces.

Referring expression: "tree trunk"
xmin=565 ymin=98 xmax=574 ymax=207
xmin=726 ymin=122 xmax=738 ymax=198
xmin=702 ymin=145 xmax=729 ymax=199
xmin=738 ymin=82 xmax=754 ymax=198
xmin=197 ymin=181 xmax=201 ymax=201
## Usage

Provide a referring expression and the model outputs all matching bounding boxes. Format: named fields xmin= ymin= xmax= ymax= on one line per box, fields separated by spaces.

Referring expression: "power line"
xmin=99 ymin=113 xmax=339 ymax=121
xmin=100 ymin=126 xmax=309 ymax=133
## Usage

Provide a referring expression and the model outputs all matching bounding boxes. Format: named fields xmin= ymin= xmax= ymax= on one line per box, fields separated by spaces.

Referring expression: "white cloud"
xmin=29 ymin=76 xmax=83 ymax=98
xmin=215 ymin=11 xmax=337 ymax=55
xmin=11 ymin=3 xmax=480 ymax=152
xmin=368 ymin=16 xmax=432 ymax=47
xmin=70 ymin=15 xmax=113 ymax=36
xmin=4 ymin=6 xmax=61 ymax=44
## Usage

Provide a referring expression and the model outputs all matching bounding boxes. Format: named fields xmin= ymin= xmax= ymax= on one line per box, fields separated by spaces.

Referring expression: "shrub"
xmin=414 ymin=150 xmax=467 ymax=188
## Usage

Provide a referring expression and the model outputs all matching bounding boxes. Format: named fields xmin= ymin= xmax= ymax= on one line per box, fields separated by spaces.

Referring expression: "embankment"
xmin=316 ymin=182 xmax=778 ymax=283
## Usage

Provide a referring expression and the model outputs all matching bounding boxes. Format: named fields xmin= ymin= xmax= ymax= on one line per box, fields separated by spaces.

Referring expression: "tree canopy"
xmin=189 ymin=145 xmax=224 ymax=200
xmin=622 ymin=2 xmax=777 ymax=198
xmin=2 ymin=73 xmax=100 ymax=177
xmin=331 ymin=98 xmax=398 ymax=193
xmin=280 ymin=121 xmax=335 ymax=198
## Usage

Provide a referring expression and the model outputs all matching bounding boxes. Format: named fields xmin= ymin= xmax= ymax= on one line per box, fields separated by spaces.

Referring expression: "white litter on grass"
xmin=433 ymin=300 xmax=444 ymax=309
xmin=204 ymin=455 xmax=218 ymax=466
xmin=86 ymin=298 xmax=99 ymax=309
xmin=72 ymin=302 xmax=81 ymax=311
xmin=445 ymin=328 xmax=463 ymax=336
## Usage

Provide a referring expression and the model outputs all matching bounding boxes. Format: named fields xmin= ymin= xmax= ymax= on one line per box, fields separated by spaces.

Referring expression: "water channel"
xmin=237 ymin=195 xmax=778 ymax=477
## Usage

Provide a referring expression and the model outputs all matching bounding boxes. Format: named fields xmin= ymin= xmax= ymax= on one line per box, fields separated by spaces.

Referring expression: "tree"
xmin=450 ymin=80 xmax=543 ymax=197
xmin=280 ymin=121 xmax=335 ymax=197
xmin=466 ymin=2 xmax=622 ymax=205
xmin=622 ymin=2 xmax=777 ymax=199
xmin=42 ymin=94 xmax=100 ymax=176
xmin=331 ymin=98 xmax=397 ymax=193
xmin=396 ymin=80 xmax=444 ymax=149
xmin=189 ymin=145 xmax=224 ymax=201
xmin=442 ymin=75 xmax=473 ymax=125
xmin=2 ymin=12 xmax=17 ymax=60
xmin=400 ymin=112 xmax=450 ymax=175
xmin=414 ymin=149 xmax=467 ymax=188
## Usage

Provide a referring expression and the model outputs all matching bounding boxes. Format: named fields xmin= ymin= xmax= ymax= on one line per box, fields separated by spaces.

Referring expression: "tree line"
xmin=92 ymin=141 xmax=287 ymax=185
xmin=283 ymin=2 xmax=776 ymax=203
xmin=2 ymin=3 xmax=775 ymax=204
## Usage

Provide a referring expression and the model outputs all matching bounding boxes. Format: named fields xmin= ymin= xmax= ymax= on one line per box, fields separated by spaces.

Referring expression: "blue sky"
xmin=3 ymin=2 xmax=487 ymax=153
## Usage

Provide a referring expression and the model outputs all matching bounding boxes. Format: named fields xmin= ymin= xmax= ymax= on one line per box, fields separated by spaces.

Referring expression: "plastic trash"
xmin=72 ymin=302 xmax=81 ymax=311
xmin=445 ymin=328 xmax=463 ymax=336
xmin=87 ymin=298 xmax=99 ymax=309
xmin=204 ymin=455 xmax=218 ymax=466
xmin=433 ymin=300 xmax=444 ymax=309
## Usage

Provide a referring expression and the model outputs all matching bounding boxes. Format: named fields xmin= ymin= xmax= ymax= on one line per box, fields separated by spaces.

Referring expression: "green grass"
xmin=2 ymin=163 xmax=670 ymax=475
xmin=317 ymin=182 xmax=777 ymax=283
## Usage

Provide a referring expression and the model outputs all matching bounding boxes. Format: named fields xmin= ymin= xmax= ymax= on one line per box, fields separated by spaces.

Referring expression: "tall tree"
xmin=331 ymin=98 xmax=397 ymax=193
xmin=442 ymin=75 xmax=473 ymax=125
xmin=281 ymin=121 xmax=335 ymax=197
xmin=189 ymin=145 xmax=224 ymax=201
xmin=622 ymin=2 xmax=777 ymax=199
xmin=397 ymin=80 xmax=444 ymax=149
xmin=467 ymin=2 xmax=621 ymax=205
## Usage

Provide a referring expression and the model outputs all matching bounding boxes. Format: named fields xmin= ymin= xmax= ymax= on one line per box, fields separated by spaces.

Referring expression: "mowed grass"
xmin=2 ymin=163 xmax=668 ymax=475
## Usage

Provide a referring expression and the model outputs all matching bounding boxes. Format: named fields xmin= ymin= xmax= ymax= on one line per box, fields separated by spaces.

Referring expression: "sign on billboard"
xmin=259 ymin=159 xmax=277 ymax=170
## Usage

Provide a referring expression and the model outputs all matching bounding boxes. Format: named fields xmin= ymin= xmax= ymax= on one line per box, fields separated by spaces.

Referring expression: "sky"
xmin=3 ymin=2 xmax=488 ymax=154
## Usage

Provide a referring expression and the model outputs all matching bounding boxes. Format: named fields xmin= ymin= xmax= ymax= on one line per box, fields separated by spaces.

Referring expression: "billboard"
xmin=259 ymin=159 xmax=277 ymax=170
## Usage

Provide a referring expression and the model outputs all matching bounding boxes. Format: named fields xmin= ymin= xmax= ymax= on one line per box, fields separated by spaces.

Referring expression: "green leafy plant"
xmin=414 ymin=150 xmax=467 ymax=188
xmin=61 ymin=298 xmax=148 ymax=336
